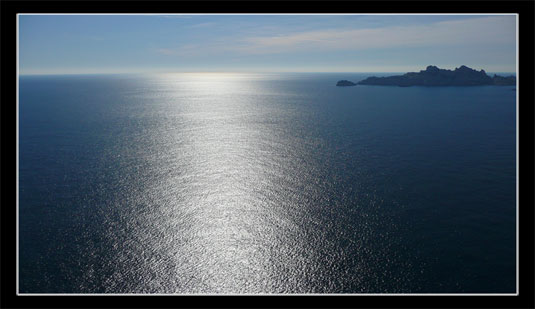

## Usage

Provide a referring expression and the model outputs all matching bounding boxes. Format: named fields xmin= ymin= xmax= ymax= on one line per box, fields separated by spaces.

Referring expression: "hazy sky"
xmin=19 ymin=14 xmax=517 ymax=74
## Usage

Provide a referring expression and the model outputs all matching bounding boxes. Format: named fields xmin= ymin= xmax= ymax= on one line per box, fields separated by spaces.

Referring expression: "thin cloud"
xmin=156 ymin=42 xmax=231 ymax=57
xmin=188 ymin=22 xmax=216 ymax=28
xmin=156 ymin=48 xmax=176 ymax=55
xmin=230 ymin=16 xmax=515 ymax=54
xmin=155 ymin=16 xmax=515 ymax=59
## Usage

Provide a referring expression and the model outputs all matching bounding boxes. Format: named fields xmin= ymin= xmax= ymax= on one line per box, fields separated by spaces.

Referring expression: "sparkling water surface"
xmin=19 ymin=73 xmax=516 ymax=293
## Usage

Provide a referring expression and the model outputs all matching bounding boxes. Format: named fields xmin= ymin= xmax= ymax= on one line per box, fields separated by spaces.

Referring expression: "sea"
xmin=18 ymin=73 xmax=517 ymax=294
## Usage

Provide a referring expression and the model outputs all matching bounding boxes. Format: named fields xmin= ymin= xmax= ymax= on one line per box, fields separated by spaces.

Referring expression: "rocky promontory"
xmin=355 ymin=65 xmax=516 ymax=87
xmin=336 ymin=80 xmax=357 ymax=87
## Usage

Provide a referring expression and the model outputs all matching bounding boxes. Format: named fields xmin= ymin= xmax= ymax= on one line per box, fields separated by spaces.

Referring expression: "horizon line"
xmin=18 ymin=70 xmax=517 ymax=77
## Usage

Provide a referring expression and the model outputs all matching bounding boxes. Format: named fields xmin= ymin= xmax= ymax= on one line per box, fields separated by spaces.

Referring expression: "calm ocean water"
xmin=19 ymin=73 xmax=516 ymax=293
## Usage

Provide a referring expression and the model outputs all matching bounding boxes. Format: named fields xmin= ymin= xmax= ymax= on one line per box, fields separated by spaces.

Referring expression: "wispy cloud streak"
xmin=232 ymin=16 xmax=515 ymax=54
xmin=157 ymin=16 xmax=515 ymax=57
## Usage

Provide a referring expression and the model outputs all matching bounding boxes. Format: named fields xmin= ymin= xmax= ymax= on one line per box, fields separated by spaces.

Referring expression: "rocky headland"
xmin=336 ymin=80 xmax=357 ymax=87
xmin=337 ymin=65 xmax=516 ymax=87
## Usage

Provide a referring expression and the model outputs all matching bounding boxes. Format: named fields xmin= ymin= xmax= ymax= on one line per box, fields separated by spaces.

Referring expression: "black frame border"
xmin=1 ymin=1 xmax=534 ymax=308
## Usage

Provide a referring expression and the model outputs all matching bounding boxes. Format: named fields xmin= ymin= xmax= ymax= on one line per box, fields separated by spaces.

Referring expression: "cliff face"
xmin=357 ymin=65 xmax=515 ymax=87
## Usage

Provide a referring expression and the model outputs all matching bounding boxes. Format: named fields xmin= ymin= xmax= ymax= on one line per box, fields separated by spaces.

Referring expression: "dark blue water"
xmin=19 ymin=73 xmax=516 ymax=294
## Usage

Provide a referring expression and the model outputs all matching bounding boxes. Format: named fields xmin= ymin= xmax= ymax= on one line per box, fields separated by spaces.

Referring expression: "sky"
xmin=18 ymin=14 xmax=517 ymax=75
